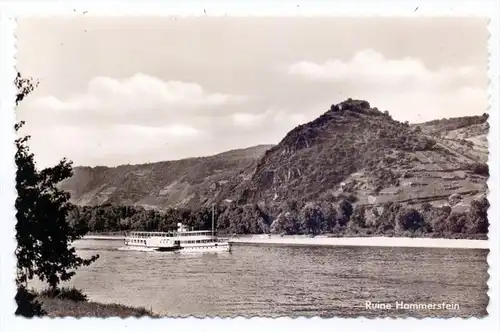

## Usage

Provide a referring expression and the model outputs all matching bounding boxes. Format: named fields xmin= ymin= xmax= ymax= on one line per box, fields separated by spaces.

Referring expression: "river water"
xmin=59 ymin=239 xmax=488 ymax=318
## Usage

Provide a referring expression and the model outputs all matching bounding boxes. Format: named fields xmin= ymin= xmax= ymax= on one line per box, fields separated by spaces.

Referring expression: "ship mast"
xmin=211 ymin=203 xmax=215 ymax=237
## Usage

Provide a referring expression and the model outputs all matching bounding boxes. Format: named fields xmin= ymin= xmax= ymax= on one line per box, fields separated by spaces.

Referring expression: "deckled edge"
xmin=0 ymin=6 xmax=19 ymax=331
xmin=486 ymin=7 xmax=500 ymax=329
xmin=0 ymin=1 xmax=499 ymax=332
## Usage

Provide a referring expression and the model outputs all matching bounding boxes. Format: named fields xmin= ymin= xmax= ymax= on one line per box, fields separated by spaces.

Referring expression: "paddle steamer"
xmin=124 ymin=207 xmax=231 ymax=253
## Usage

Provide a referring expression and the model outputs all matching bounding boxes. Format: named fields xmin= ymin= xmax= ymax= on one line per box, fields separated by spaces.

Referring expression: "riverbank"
xmin=83 ymin=234 xmax=488 ymax=249
xmin=230 ymin=235 xmax=488 ymax=249
xmin=39 ymin=297 xmax=157 ymax=318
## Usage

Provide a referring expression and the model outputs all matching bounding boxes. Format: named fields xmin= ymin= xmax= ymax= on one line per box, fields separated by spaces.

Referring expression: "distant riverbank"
xmin=229 ymin=234 xmax=488 ymax=249
xmin=83 ymin=234 xmax=488 ymax=249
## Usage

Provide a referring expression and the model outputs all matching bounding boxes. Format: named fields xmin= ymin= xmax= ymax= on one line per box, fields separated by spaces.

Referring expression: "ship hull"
xmin=178 ymin=243 xmax=232 ymax=253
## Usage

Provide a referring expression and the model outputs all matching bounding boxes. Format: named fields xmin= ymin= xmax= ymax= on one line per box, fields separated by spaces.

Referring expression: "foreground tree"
xmin=15 ymin=73 xmax=99 ymax=316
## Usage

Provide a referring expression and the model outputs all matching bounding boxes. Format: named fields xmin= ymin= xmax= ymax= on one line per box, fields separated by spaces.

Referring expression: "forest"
xmin=67 ymin=195 xmax=489 ymax=239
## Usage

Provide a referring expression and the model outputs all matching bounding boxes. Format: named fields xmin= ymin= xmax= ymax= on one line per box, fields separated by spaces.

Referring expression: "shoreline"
xmin=83 ymin=234 xmax=488 ymax=249
xmin=229 ymin=235 xmax=488 ymax=249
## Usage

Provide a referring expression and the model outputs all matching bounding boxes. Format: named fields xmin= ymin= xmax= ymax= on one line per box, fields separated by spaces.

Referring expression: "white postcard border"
xmin=0 ymin=1 xmax=498 ymax=331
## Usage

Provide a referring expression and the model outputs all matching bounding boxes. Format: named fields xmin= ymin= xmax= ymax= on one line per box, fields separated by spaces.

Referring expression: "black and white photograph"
xmin=7 ymin=12 xmax=493 ymax=320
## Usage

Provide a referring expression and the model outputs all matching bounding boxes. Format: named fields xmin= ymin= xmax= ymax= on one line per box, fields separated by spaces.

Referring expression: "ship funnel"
xmin=177 ymin=223 xmax=187 ymax=232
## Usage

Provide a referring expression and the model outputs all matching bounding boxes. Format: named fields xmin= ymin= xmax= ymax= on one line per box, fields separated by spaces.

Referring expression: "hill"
xmin=59 ymin=145 xmax=273 ymax=209
xmin=61 ymin=99 xmax=489 ymax=237
xmin=235 ymin=100 xmax=488 ymax=213
xmin=413 ymin=114 xmax=489 ymax=166
xmin=61 ymin=99 xmax=488 ymax=230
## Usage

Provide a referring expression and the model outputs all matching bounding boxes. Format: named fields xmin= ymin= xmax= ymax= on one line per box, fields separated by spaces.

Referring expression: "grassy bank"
xmin=39 ymin=297 xmax=157 ymax=318
xmin=31 ymin=287 xmax=157 ymax=318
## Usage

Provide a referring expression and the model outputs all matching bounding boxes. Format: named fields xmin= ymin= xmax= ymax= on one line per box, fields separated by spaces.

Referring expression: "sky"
xmin=16 ymin=17 xmax=488 ymax=168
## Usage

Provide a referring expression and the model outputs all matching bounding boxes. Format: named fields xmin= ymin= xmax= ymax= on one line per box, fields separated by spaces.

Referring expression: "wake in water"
xmin=78 ymin=245 xmax=168 ymax=253
xmin=117 ymin=246 xmax=232 ymax=256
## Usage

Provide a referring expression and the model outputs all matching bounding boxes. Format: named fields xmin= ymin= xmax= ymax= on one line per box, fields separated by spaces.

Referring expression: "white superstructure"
xmin=124 ymin=231 xmax=180 ymax=251
xmin=173 ymin=223 xmax=231 ymax=253
xmin=124 ymin=223 xmax=231 ymax=253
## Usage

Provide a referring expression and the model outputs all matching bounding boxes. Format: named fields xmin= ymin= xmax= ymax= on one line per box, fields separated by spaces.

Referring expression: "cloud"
xmin=19 ymin=73 xmax=312 ymax=167
xmin=232 ymin=112 xmax=267 ymax=128
xmin=231 ymin=109 xmax=306 ymax=129
xmin=17 ymin=74 xmax=254 ymax=167
xmin=288 ymin=49 xmax=481 ymax=90
xmin=287 ymin=49 xmax=487 ymax=123
xmin=27 ymin=73 xmax=248 ymax=127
